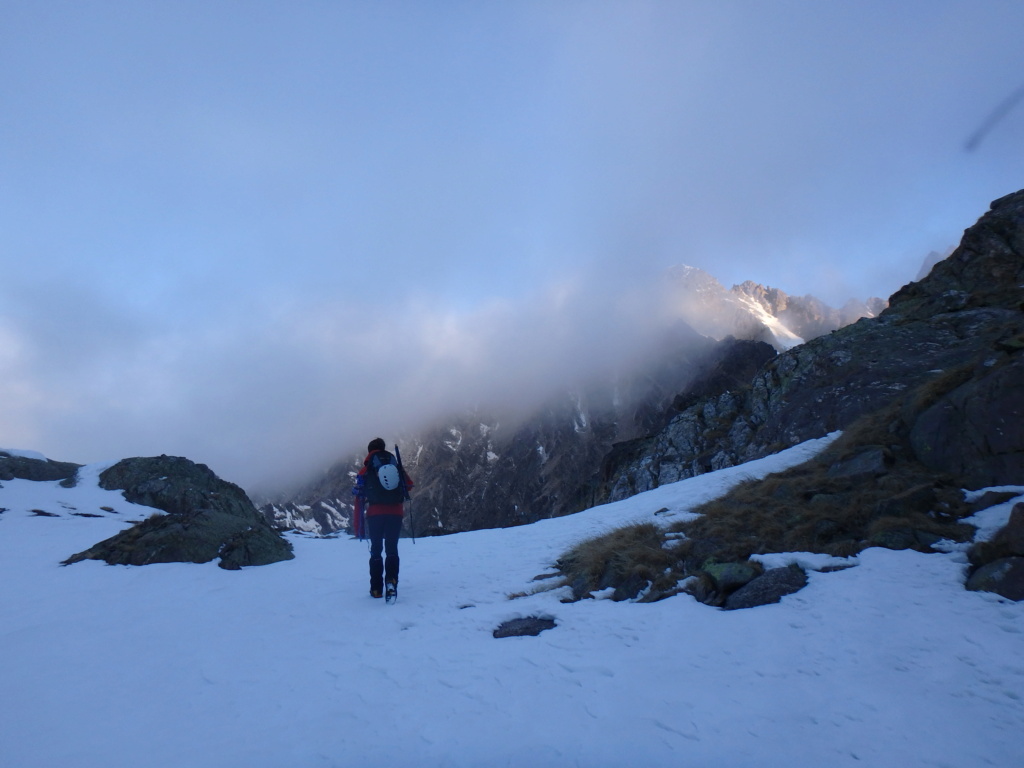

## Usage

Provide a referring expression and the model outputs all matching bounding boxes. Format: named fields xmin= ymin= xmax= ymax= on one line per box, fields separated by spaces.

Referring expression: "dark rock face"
xmin=666 ymin=338 xmax=778 ymax=417
xmin=725 ymin=566 xmax=809 ymax=610
xmin=910 ymin=354 xmax=1024 ymax=488
xmin=64 ymin=456 xmax=293 ymax=570
xmin=966 ymin=558 xmax=1024 ymax=601
xmin=887 ymin=190 xmax=1024 ymax=320
xmin=826 ymin=446 xmax=891 ymax=481
xmin=0 ymin=452 xmax=81 ymax=484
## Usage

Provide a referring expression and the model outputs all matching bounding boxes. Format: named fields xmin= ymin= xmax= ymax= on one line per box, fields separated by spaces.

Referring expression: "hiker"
xmin=353 ymin=438 xmax=413 ymax=602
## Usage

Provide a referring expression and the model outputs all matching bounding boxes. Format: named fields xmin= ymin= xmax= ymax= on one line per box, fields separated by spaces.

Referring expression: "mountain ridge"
xmin=604 ymin=189 xmax=1024 ymax=501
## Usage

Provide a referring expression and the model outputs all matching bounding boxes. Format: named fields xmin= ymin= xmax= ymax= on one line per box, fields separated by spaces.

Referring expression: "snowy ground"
xmin=2 ymin=438 xmax=1023 ymax=768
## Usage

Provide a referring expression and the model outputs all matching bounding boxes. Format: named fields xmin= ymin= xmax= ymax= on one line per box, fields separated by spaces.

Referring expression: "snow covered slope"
xmin=2 ymin=440 xmax=1023 ymax=768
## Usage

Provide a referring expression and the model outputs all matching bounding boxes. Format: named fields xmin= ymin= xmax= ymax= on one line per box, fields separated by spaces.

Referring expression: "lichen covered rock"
xmin=64 ymin=455 xmax=293 ymax=570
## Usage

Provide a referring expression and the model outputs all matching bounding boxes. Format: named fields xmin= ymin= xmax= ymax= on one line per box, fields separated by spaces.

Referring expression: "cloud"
xmin=2 ymin=1 xmax=1023 ymax=493
xmin=0 ymin=267 xmax=679 ymax=493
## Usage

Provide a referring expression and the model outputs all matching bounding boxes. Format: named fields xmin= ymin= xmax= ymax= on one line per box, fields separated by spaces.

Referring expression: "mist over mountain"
xmin=605 ymin=189 xmax=1024 ymax=505
xmin=264 ymin=267 xmax=884 ymax=534
xmin=266 ymin=188 xmax=1023 ymax=539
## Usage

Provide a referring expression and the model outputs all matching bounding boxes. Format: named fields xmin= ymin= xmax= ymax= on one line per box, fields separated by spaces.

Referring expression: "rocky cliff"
xmin=604 ymin=189 xmax=1024 ymax=500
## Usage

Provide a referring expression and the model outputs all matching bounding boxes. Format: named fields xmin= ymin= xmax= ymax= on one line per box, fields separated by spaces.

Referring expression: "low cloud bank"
xmin=0 ymin=268 xmax=698 ymax=494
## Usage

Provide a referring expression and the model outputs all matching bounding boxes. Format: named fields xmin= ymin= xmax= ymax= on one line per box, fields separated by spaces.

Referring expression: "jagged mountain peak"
xmin=662 ymin=264 xmax=884 ymax=352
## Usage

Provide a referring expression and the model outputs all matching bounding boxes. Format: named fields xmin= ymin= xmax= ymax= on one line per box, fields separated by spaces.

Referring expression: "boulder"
xmin=826 ymin=446 xmax=890 ymax=480
xmin=969 ymin=491 xmax=1023 ymax=513
xmin=969 ymin=503 xmax=1024 ymax=568
xmin=0 ymin=451 xmax=80 ymax=484
xmin=64 ymin=455 xmax=293 ymax=570
xmin=869 ymin=528 xmax=918 ymax=550
xmin=702 ymin=561 xmax=760 ymax=593
xmin=966 ymin=557 xmax=1024 ymax=601
xmin=678 ymin=536 xmax=729 ymax=575
xmin=493 ymin=617 xmax=557 ymax=638
xmin=725 ymin=566 xmax=809 ymax=610
xmin=993 ymin=503 xmax=1024 ymax=555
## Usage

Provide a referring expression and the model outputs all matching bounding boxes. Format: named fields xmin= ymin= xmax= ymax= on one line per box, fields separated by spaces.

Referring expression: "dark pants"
xmin=367 ymin=514 xmax=402 ymax=591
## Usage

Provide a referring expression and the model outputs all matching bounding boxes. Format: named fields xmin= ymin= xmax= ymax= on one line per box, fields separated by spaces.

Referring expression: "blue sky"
xmin=2 ymin=1 xmax=1023 ymax=491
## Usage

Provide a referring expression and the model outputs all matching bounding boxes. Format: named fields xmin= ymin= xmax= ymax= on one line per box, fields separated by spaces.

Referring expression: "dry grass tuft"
xmin=558 ymin=522 xmax=677 ymax=601
xmin=669 ymin=392 xmax=972 ymax=562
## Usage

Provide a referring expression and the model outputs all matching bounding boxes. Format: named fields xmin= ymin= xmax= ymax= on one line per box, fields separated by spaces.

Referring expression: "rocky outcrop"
xmin=724 ymin=566 xmax=809 ymax=610
xmin=0 ymin=451 xmax=80 ymax=485
xmin=263 ymin=499 xmax=350 ymax=535
xmin=967 ymin=558 xmax=1024 ymax=600
xmin=887 ymin=190 xmax=1024 ymax=320
xmin=65 ymin=455 xmax=293 ymax=570
xmin=605 ymin=189 xmax=1024 ymax=498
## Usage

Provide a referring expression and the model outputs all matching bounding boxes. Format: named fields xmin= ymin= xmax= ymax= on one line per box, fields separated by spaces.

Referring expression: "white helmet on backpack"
xmin=377 ymin=462 xmax=401 ymax=491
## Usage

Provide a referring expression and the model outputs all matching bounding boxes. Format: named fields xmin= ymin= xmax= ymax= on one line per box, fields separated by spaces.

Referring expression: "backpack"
xmin=363 ymin=450 xmax=406 ymax=505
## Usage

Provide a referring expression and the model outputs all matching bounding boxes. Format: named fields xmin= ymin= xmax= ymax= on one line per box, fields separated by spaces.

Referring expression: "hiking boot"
xmin=385 ymin=581 xmax=398 ymax=604
xmin=370 ymin=588 xmax=383 ymax=599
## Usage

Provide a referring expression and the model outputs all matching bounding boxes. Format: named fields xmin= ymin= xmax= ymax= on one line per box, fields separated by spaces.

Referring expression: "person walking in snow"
xmin=353 ymin=437 xmax=413 ymax=603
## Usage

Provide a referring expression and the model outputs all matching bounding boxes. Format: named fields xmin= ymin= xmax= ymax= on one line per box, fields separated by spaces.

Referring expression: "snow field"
xmin=2 ymin=436 xmax=1023 ymax=768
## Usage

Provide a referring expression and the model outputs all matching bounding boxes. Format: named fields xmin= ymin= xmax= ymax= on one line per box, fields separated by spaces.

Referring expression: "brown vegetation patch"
xmin=556 ymin=377 xmax=981 ymax=607
xmin=558 ymin=522 xmax=678 ymax=602
xmin=673 ymin=399 xmax=973 ymax=563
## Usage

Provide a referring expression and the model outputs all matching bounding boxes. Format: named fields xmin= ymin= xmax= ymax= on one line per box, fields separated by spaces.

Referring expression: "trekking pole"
xmin=407 ymin=497 xmax=417 ymax=544
xmin=394 ymin=443 xmax=416 ymax=544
